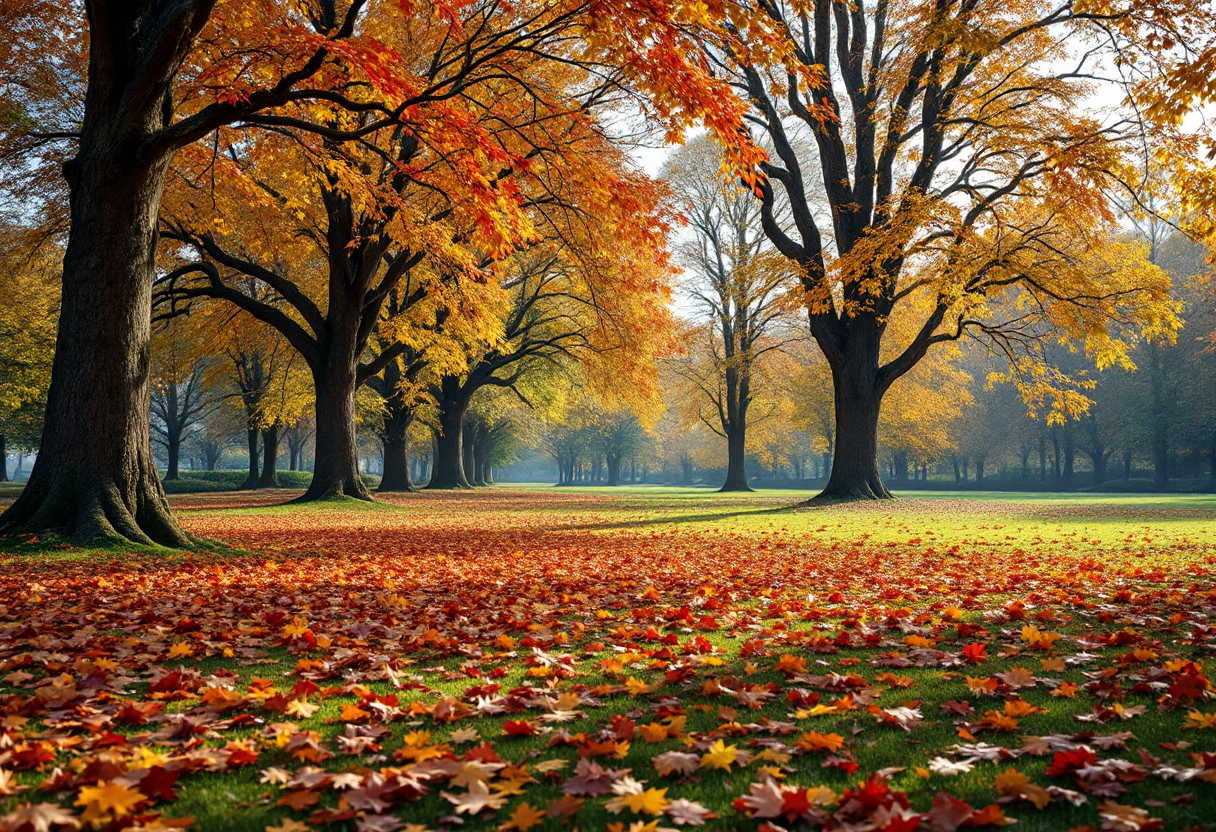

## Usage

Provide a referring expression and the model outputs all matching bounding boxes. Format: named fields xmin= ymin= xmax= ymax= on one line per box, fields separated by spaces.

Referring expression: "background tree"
xmin=149 ymin=315 xmax=223 ymax=481
xmin=689 ymin=0 xmax=1183 ymax=501
xmin=0 ymin=0 xmax=423 ymax=543
xmin=0 ymin=230 xmax=59 ymax=482
xmin=662 ymin=135 xmax=797 ymax=491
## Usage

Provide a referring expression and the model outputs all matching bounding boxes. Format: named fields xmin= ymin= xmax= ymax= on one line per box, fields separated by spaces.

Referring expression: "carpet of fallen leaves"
xmin=3 ymin=489 xmax=1216 ymax=832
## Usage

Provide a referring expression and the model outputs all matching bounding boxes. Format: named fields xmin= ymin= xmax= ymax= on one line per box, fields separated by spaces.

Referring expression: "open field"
xmin=3 ymin=487 xmax=1216 ymax=831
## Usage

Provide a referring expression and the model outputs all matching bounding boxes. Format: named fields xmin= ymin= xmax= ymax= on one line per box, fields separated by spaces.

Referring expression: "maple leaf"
xmin=498 ymin=802 xmax=546 ymax=831
xmin=993 ymin=769 xmax=1050 ymax=810
xmin=652 ymin=752 xmax=700 ymax=778
xmin=733 ymin=778 xmax=788 ymax=818
xmin=265 ymin=821 xmax=311 ymax=832
xmin=699 ymin=739 xmax=740 ymax=771
xmin=660 ymin=797 xmax=712 ymax=826
xmin=1097 ymin=800 xmax=1164 ymax=832
xmin=797 ymin=731 xmax=845 ymax=753
xmin=993 ymin=668 xmax=1037 ymax=689
xmin=0 ymin=803 xmax=81 ymax=832
xmin=1182 ymin=709 xmax=1216 ymax=729
xmin=928 ymin=791 xmax=974 ymax=831
xmin=607 ymin=787 xmax=669 ymax=816
xmin=74 ymin=781 xmax=143 ymax=821
xmin=0 ymin=769 xmax=26 ymax=797
xmin=443 ymin=780 xmax=509 ymax=815
xmin=562 ymin=758 xmax=626 ymax=795
xmin=285 ymin=698 xmax=320 ymax=719
xmin=928 ymin=757 xmax=973 ymax=777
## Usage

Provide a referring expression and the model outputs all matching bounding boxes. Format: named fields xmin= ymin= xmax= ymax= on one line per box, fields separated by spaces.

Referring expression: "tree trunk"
xmin=607 ymin=454 xmax=621 ymax=487
xmin=1091 ymin=449 xmax=1107 ymax=486
xmin=241 ymin=429 xmax=260 ymax=489
xmin=681 ymin=457 xmax=693 ymax=485
xmin=378 ymin=411 xmax=415 ymax=493
xmin=1062 ymin=431 xmax=1075 ymax=491
xmin=0 ymin=435 xmax=7 ymax=483
xmin=975 ymin=456 xmax=985 ymax=486
xmin=428 ymin=379 xmax=471 ymax=489
xmin=720 ymin=425 xmax=752 ymax=492
xmin=0 ymin=119 xmax=191 ymax=544
xmin=463 ymin=423 xmax=480 ymax=486
xmin=814 ymin=360 xmax=891 ymax=500
xmin=165 ymin=431 xmax=181 ymax=482
xmin=256 ymin=424 xmax=280 ymax=488
xmin=301 ymin=364 xmax=369 ymax=500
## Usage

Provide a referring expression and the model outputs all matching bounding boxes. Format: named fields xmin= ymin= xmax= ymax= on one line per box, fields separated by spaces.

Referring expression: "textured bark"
xmin=0 ymin=0 xmax=224 ymax=545
xmin=255 ymin=424 xmax=280 ymax=488
xmin=300 ymin=365 xmax=368 ymax=501
xmin=1 ymin=101 xmax=185 ymax=541
xmin=241 ymin=430 xmax=259 ymax=489
xmin=0 ymin=435 xmax=7 ymax=483
xmin=427 ymin=378 xmax=471 ymax=489
xmin=720 ymin=428 xmax=752 ymax=491
xmin=813 ymin=353 xmax=891 ymax=501
xmin=377 ymin=375 xmax=416 ymax=493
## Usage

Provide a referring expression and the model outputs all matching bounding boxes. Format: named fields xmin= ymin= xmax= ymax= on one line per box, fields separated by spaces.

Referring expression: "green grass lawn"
xmin=2 ymin=487 xmax=1216 ymax=831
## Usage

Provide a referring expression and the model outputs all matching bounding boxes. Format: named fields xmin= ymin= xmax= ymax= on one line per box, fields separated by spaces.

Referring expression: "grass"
xmin=2 ymin=487 xmax=1216 ymax=831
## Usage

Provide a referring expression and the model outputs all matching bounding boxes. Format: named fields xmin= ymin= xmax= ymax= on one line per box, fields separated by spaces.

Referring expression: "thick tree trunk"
xmin=720 ymin=426 xmax=752 ymax=491
xmin=428 ymin=380 xmax=471 ymax=489
xmin=0 ymin=435 xmax=7 ymax=483
xmin=975 ymin=456 xmax=985 ymax=486
xmin=300 ymin=365 xmax=369 ymax=501
xmin=256 ymin=424 xmax=280 ymax=488
xmin=241 ymin=429 xmax=260 ymax=489
xmin=0 ymin=121 xmax=191 ymax=544
xmin=814 ymin=362 xmax=891 ymax=501
xmin=1091 ymin=450 xmax=1107 ymax=486
xmin=607 ymin=455 xmax=621 ymax=487
xmin=681 ymin=458 xmax=693 ymax=485
xmin=378 ymin=409 xmax=415 ymax=493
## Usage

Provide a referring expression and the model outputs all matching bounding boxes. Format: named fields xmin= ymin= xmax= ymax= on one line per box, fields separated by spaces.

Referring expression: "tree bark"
xmin=256 ymin=424 xmax=280 ymax=488
xmin=720 ymin=426 xmax=752 ymax=491
xmin=301 ymin=363 xmax=369 ymax=500
xmin=378 ymin=409 xmax=415 ymax=493
xmin=0 ymin=85 xmax=193 ymax=543
xmin=607 ymin=454 xmax=621 ymax=487
xmin=462 ymin=423 xmax=478 ymax=486
xmin=814 ymin=360 xmax=891 ymax=501
xmin=242 ymin=430 xmax=260 ymax=489
xmin=0 ymin=435 xmax=7 ymax=483
xmin=427 ymin=378 xmax=471 ymax=489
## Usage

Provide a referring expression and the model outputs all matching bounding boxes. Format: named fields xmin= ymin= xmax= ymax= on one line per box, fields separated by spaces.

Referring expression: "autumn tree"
xmin=0 ymin=230 xmax=59 ymax=482
xmin=663 ymin=135 xmax=799 ymax=491
xmin=686 ymin=0 xmax=1187 ymax=500
xmin=0 ymin=0 xmax=450 ymax=542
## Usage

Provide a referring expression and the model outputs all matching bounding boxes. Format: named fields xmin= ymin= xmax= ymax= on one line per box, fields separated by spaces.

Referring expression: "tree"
xmin=149 ymin=315 xmax=222 ymax=481
xmin=0 ymin=0 xmax=424 ymax=543
xmin=0 ymin=230 xmax=59 ymax=482
xmin=663 ymin=135 xmax=797 ymax=491
xmin=687 ymin=0 xmax=1183 ymax=500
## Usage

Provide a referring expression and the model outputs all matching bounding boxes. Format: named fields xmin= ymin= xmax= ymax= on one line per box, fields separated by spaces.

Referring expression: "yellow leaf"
xmin=1183 ymin=709 xmax=1216 ymax=730
xmin=76 ymin=780 xmax=144 ymax=820
xmin=699 ymin=739 xmax=739 ymax=771
xmin=499 ymin=802 xmax=546 ymax=831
